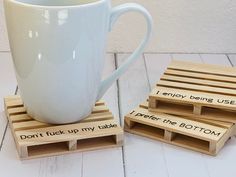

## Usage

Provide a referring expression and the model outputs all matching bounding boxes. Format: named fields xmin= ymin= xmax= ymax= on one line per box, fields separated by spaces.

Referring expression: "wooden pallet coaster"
xmin=125 ymin=102 xmax=235 ymax=155
xmin=4 ymin=95 xmax=123 ymax=160
xmin=149 ymin=60 xmax=236 ymax=123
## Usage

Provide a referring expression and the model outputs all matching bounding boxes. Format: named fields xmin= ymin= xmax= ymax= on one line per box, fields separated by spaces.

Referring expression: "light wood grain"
xmin=165 ymin=69 xmax=236 ymax=83
xmin=117 ymin=53 xmax=169 ymax=177
xmin=126 ymin=106 xmax=228 ymax=142
xmin=158 ymin=79 xmax=236 ymax=96
xmin=199 ymin=54 xmax=236 ymax=177
xmin=145 ymin=54 xmax=210 ymax=177
xmin=161 ymin=74 xmax=236 ymax=89
xmin=125 ymin=105 xmax=233 ymax=155
xmin=169 ymin=59 xmax=236 ymax=76
xmin=149 ymin=60 xmax=236 ymax=123
xmin=82 ymin=54 xmax=124 ymax=177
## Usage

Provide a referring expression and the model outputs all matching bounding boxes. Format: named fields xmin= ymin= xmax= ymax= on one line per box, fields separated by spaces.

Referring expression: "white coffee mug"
xmin=4 ymin=0 xmax=152 ymax=124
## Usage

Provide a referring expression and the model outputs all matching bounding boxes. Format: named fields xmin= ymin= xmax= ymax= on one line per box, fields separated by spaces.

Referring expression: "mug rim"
xmin=5 ymin=0 xmax=107 ymax=8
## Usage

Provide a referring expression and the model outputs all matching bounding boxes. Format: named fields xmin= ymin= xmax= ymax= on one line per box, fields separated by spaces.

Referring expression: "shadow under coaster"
xmin=4 ymin=95 xmax=123 ymax=160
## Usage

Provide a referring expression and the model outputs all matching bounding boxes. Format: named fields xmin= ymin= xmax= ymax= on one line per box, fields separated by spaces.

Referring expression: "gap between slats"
xmin=169 ymin=60 xmax=236 ymax=77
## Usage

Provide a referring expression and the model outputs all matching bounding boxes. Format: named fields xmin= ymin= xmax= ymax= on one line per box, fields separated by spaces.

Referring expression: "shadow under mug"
xmin=4 ymin=0 xmax=153 ymax=124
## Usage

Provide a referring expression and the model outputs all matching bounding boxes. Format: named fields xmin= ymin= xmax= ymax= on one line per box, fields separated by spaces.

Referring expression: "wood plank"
xmin=0 ymin=127 xmax=44 ymax=176
xmin=199 ymin=54 xmax=236 ymax=177
xmin=161 ymin=74 xmax=236 ymax=89
xmin=146 ymin=54 xmax=209 ymax=177
xmin=0 ymin=54 xmax=124 ymax=176
xmin=82 ymin=54 xmax=124 ymax=177
xmin=82 ymin=111 xmax=114 ymax=122
xmin=0 ymin=54 xmax=121 ymax=176
xmin=141 ymin=100 xmax=233 ymax=129
xmin=12 ymin=120 xmax=49 ymax=131
xmin=91 ymin=105 xmax=109 ymax=113
xmin=125 ymin=105 xmax=232 ymax=155
xmin=158 ymin=79 xmax=236 ymax=96
xmin=149 ymin=99 xmax=236 ymax=123
xmin=9 ymin=114 xmax=33 ymax=123
xmin=165 ymin=69 xmax=236 ymax=83
xmin=5 ymin=99 xmax=24 ymax=108
xmin=7 ymin=107 xmax=27 ymax=116
xmin=150 ymin=86 xmax=236 ymax=111
xmin=34 ymin=54 xmax=124 ymax=176
xmin=150 ymin=56 xmax=236 ymax=123
xmin=168 ymin=60 xmax=236 ymax=77
xmin=14 ymin=119 xmax=122 ymax=147
xmin=0 ymin=53 xmax=42 ymax=177
xmin=118 ymin=53 xmax=169 ymax=177
xmin=127 ymin=106 xmax=227 ymax=142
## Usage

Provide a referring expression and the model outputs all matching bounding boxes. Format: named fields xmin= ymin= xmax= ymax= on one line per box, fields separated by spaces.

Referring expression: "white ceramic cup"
xmin=4 ymin=0 xmax=153 ymax=124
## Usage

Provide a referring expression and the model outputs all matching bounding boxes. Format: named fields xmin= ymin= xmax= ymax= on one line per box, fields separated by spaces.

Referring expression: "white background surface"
xmin=1 ymin=1 xmax=236 ymax=177
xmin=0 ymin=52 xmax=236 ymax=177
xmin=109 ymin=0 xmax=236 ymax=53
xmin=1 ymin=0 xmax=236 ymax=53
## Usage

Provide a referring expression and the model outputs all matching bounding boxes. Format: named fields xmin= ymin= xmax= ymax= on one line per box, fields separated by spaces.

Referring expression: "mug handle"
xmin=96 ymin=3 xmax=153 ymax=100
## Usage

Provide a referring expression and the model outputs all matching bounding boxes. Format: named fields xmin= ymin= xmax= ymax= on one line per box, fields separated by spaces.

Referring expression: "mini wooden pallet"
xmin=4 ymin=95 xmax=123 ymax=160
xmin=125 ymin=102 xmax=235 ymax=155
xmin=149 ymin=60 xmax=236 ymax=123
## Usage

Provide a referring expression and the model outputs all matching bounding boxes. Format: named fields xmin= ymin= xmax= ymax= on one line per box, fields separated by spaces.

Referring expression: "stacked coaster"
xmin=125 ymin=60 xmax=236 ymax=155
xmin=4 ymin=95 xmax=123 ymax=160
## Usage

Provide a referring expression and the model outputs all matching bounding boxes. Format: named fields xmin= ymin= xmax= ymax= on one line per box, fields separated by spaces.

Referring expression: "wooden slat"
xmin=92 ymin=105 xmax=109 ymax=113
xmin=95 ymin=101 xmax=105 ymax=106
xmin=179 ymin=116 xmax=233 ymax=129
xmin=169 ymin=60 xmax=236 ymax=77
xmin=4 ymin=95 xmax=21 ymax=101
xmin=165 ymin=69 xmax=236 ymax=83
xmin=4 ymin=99 xmax=23 ymax=108
xmin=132 ymin=108 xmax=227 ymax=141
xmin=118 ymin=53 xmax=171 ymax=177
xmin=150 ymin=86 xmax=236 ymax=111
xmin=82 ymin=112 xmax=114 ymax=122
xmin=161 ymin=74 xmax=236 ymax=89
xmin=150 ymin=87 xmax=236 ymax=123
xmin=4 ymin=95 xmax=112 ymax=123
xmin=9 ymin=114 xmax=33 ymax=123
xmin=125 ymin=105 xmax=233 ymax=155
xmin=150 ymin=59 xmax=236 ymax=124
xmin=157 ymin=80 xmax=236 ymax=96
xmin=198 ymin=54 xmax=236 ymax=177
xmin=149 ymin=100 xmax=236 ymax=123
xmin=8 ymin=107 xmax=27 ymax=115
xmin=15 ymin=119 xmax=122 ymax=146
xmin=139 ymin=101 xmax=233 ymax=129
xmin=13 ymin=120 xmax=50 ymax=131
xmin=139 ymin=107 xmax=228 ymax=140
xmin=81 ymin=54 xmax=124 ymax=177
xmin=4 ymin=93 xmax=124 ymax=160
